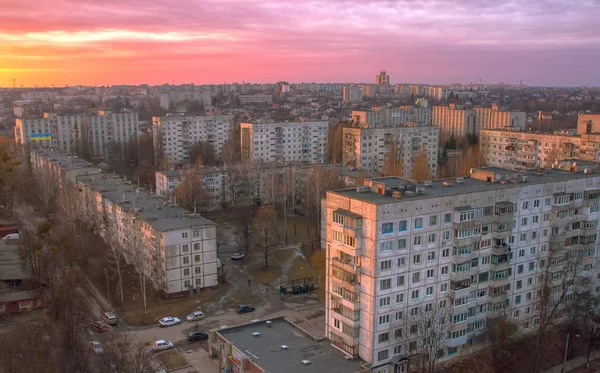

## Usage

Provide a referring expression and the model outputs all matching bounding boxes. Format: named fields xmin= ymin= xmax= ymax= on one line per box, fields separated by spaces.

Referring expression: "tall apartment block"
xmin=14 ymin=110 xmax=139 ymax=158
xmin=376 ymin=71 xmax=390 ymax=87
xmin=422 ymin=86 xmax=445 ymax=101
xmin=152 ymin=114 xmax=233 ymax=167
xmin=343 ymin=85 xmax=363 ymax=103
xmin=481 ymin=129 xmax=600 ymax=169
xmin=352 ymin=107 xmax=432 ymax=127
xmin=578 ymin=114 xmax=600 ymax=134
xmin=324 ymin=165 xmax=600 ymax=371
xmin=474 ymin=104 xmax=526 ymax=131
xmin=342 ymin=126 xmax=438 ymax=177
xmin=31 ymin=149 xmax=218 ymax=296
xmin=431 ymin=104 xmax=476 ymax=140
xmin=240 ymin=121 xmax=328 ymax=164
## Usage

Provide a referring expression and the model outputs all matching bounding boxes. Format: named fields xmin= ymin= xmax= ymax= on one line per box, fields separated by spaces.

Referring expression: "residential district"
xmin=1 ymin=75 xmax=600 ymax=373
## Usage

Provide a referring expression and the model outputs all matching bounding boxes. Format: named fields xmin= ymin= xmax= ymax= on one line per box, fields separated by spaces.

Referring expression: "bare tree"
xmin=0 ymin=138 xmax=26 ymax=215
xmin=262 ymin=162 xmax=281 ymax=207
xmin=56 ymin=181 xmax=86 ymax=235
xmin=103 ymin=212 xmax=124 ymax=304
xmin=252 ymin=206 xmax=278 ymax=268
xmin=173 ymin=166 xmax=209 ymax=212
xmin=565 ymin=279 xmax=600 ymax=369
xmin=284 ymin=164 xmax=300 ymax=237
xmin=0 ymin=322 xmax=63 ymax=373
xmin=406 ymin=303 xmax=450 ymax=373
xmin=381 ymin=137 xmax=405 ymax=177
xmin=410 ymin=149 xmax=431 ymax=181
xmin=305 ymin=166 xmax=346 ymax=237
xmin=34 ymin=166 xmax=59 ymax=220
xmin=219 ymin=138 xmax=238 ymax=166
xmin=94 ymin=333 xmax=154 ymax=373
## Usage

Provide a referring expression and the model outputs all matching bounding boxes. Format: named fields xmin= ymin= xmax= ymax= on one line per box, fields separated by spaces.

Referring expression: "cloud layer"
xmin=0 ymin=0 xmax=599 ymax=87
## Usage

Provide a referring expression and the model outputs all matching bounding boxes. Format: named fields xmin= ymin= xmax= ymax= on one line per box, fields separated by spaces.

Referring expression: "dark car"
xmin=236 ymin=305 xmax=255 ymax=314
xmin=91 ymin=320 xmax=110 ymax=332
xmin=187 ymin=330 xmax=208 ymax=341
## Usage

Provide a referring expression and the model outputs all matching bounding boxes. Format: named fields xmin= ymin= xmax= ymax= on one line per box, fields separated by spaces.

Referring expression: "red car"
xmin=91 ymin=320 xmax=110 ymax=332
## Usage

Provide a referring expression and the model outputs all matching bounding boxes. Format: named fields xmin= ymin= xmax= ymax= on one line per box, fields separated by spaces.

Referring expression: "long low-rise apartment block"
xmin=342 ymin=126 xmax=438 ymax=178
xmin=352 ymin=107 xmax=432 ymax=127
xmin=240 ymin=121 xmax=328 ymax=164
xmin=31 ymin=149 xmax=218 ymax=296
xmin=481 ymin=128 xmax=600 ymax=169
xmin=324 ymin=164 xmax=600 ymax=370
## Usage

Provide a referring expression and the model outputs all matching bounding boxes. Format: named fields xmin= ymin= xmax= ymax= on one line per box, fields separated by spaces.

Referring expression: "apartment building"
xmin=342 ymin=126 xmax=438 ymax=177
xmin=324 ymin=165 xmax=600 ymax=370
xmin=422 ymin=86 xmax=445 ymax=101
xmin=14 ymin=110 xmax=139 ymax=158
xmin=431 ymin=104 xmax=476 ymax=140
xmin=240 ymin=121 xmax=328 ymax=164
xmin=352 ymin=107 xmax=432 ymax=128
xmin=474 ymin=104 xmax=526 ymax=131
xmin=343 ymin=85 xmax=363 ymax=103
xmin=376 ymin=71 xmax=390 ymax=87
xmin=30 ymin=149 xmax=218 ymax=296
xmin=578 ymin=114 xmax=600 ymax=134
xmin=30 ymin=148 xmax=101 ymax=186
xmin=481 ymin=129 xmax=600 ymax=169
xmin=152 ymin=114 xmax=233 ymax=167
xmin=238 ymin=94 xmax=273 ymax=105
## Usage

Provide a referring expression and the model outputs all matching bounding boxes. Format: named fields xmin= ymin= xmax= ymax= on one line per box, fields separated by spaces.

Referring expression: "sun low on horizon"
xmin=0 ymin=0 xmax=599 ymax=87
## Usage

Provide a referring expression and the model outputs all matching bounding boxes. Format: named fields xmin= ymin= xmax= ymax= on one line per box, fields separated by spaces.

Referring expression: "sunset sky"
xmin=1 ymin=0 xmax=599 ymax=87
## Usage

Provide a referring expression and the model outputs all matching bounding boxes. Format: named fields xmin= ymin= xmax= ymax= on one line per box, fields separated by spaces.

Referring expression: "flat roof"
xmin=0 ymin=241 xmax=32 ymax=280
xmin=331 ymin=167 xmax=599 ymax=205
xmin=219 ymin=318 xmax=365 ymax=373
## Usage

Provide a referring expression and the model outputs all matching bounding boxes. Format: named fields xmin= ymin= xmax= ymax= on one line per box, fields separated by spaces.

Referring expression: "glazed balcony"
xmin=331 ymin=257 xmax=361 ymax=274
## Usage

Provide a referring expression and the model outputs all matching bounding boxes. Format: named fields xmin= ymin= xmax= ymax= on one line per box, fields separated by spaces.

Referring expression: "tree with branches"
xmin=381 ymin=137 xmax=405 ymax=177
xmin=34 ymin=166 xmax=59 ymax=220
xmin=406 ymin=303 xmax=450 ymax=373
xmin=305 ymin=166 xmax=346 ymax=237
xmin=410 ymin=149 xmax=431 ymax=181
xmin=251 ymin=206 xmax=279 ymax=268
xmin=174 ymin=166 xmax=209 ymax=213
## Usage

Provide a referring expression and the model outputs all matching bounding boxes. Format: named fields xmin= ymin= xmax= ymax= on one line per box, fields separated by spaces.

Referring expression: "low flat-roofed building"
xmin=209 ymin=317 xmax=367 ymax=373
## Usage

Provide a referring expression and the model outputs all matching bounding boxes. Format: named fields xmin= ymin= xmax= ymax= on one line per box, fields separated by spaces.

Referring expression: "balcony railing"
xmin=331 ymin=257 xmax=361 ymax=274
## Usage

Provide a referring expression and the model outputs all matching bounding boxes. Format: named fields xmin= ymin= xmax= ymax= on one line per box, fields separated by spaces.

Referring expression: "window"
xmin=194 ymin=242 xmax=201 ymax=251
xmin=442 ymin=248 xmax=450 ymax=257
xmin=426 ymin=286 xmax=434 ymax=296
xmin=184 ymin=280 xmax=191 ymax=288
xmin=441 ymin=266 xmax=449 ymax=275
xmin=516 ymin=280 xmax=522 ymax=289
xmin=530 ymin=247 xmax=536 ymax=255
xmin=194 ymin=266 xmax=201 ymax=274
xmin=413 ymin=254 xmax=421 ymax=264
xmin=395 ymin=329 xmax=403 ymax=338
xmin=378 ymin=333 xmax=389 ymax=342
xmin=515 ymin=295 xmax=521 ymax=304
xmin=440 ymin=283 xmax=448 ymax=292
xmin=381 ymin=260 xmax=392 ymax=270
xmin=193 ymin=230 xmax=200 ymax=237
xmin=182 ymin=244 xmax=189 ymax=252
xmin=380 ymin=241 xmax=393 ymax=252
xmin=379 ymin=297 xmax=391 ymax=307
xmin=517 ymin=265 xmax=523 ymax=274
xmin=379 ymin=315 xmax=390 ymax=325
xmin=415 ymin=218 xmax=423 ymax=229
xmin=395 ymin=311 xmax=403 ymax=321
xmin=427 ymin=251 xmax=436 ymax=261
xmin=396 ymin=293 xmax=404 ymax=303
xmin=377 ymin=349 xmax=388 ymax=361
xmin=518 ymin=249 xmax=525 ymax=257
xmin=427 ymin=269 xmax=434 ymax=279
xmin=334 ymin=319 xmax=340 ymax=329
xmin=533 ymin=215 xmax=539 ymax=224
xmin=522 ymin=201 xmax=529 ymax=210
xmin=183 ymin=257 xmax=190 ymax=264
xmin=398 ymin=239 xmax=407 ymax=250
xmin=182 ymin=232 xmax=188 ymax=238
xmin=382 ymin=222 xmax=393 ymax=234
xmin=534 ymin=199 xmax=540 ymax=208
xmin=394 ymin=345 xmax=402 ymax=354
xmin=443 ymin=231 xmax=450 ymax=240
xmin=529 ymin=262 xmax=535 ymax=271
xmin=397 ymin=275 xmax=405 ymax=286
xmin=399 ymin=220 xmax=407 ymax=231
xmin=195 ymin=278 xmax=202 ymax=286
xmin=414 ymin=236 xmax=422 ymax=245
xmin=520 ymin=233 xmax=527 ymax=242
xmin=428 ymin=233 xmax=436 ymax=244
xmin=411 ymin=290 xmax=419 ymax=299
xmin=183 ymin=268 xmax=190 ymax=276
xmin=430 ymin=215 xmax=438 ymax=226
xmin=444 ymin=213 xmax=452 ymax=223
xmin=412 ymin=272 xmax=420 ymax=283
xmin=521 ymin=217 xmax=528 ymax=226
xmin=380 ymin=279 xmax=392 ymax=290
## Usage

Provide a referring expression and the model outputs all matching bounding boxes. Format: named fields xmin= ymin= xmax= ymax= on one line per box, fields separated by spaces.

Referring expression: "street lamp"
xmin=561 ymin=332 xmax=580 ymax=373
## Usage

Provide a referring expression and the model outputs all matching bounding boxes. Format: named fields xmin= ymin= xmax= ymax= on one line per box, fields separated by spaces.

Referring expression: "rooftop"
xmin=0 ymin=240 xmax=32 ymax=280
xmin=332 ymin=166 xmax=600 ymax=205
xmin=218 ymin=317 xmax=365 ymax=373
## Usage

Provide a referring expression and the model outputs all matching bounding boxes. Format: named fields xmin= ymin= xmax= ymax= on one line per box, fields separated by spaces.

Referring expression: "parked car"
xmin=186 ymin=311 xmax=205 ymax=322
xmin=90 ymin=341 xmax=104 ymax=354
xmin=159 ymin=316 xmax=181 ymax=327
xmin=152 ymin=340 xmax=174 ymax=351
xmin=2 ymin=233 xmax=20 ymax=240
xmin=236 ymin=305 xmax=255 ymax=314
xmin=91 ymin=320 xmax=110 ymax=332
xmin=102 ymin=311 xmax=118 ymax=325
xmin=187 ymin=330 xmax=208 ymax=341
xmin=231 ymin=253 xmax=245 ymax=261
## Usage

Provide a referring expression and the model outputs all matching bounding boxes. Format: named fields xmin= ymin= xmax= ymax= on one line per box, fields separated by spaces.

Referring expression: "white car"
xmin=90 ymin=341 xmax=104 ymax=354
xmin=231 ymin=253 xmax=246 ymax=261
xmin=159 ymin=316 xmax=181 ymax=327
xmin=152 ymin=340 xmax=174 ymax=351
xmin=186 ymin=311 xmax=205 ymax=322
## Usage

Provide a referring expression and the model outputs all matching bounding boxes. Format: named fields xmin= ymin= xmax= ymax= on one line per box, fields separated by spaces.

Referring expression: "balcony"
xmin=453 ymin=236 xmax=480 ymax=246
xmin=450 ymin=268 xmax=478 ymax=282
xmin=447 ymin=334 xmax=468 ymax=348
xmin=491 ymin=245 xmax=511 ymax=256
xmin=331 ymin=257 xmax=361 ymax=274
xmin=495 ymin=202 xmax=516 ymax=216
xmin=490 ymin=255 xmax=510 ymax=270
xmin=330 ymin=274 xmax=360 ymax=294
xmin=329 ymin=332 xmax=359 ymax=357
xmin=491 ymin=229 xmax=513 ymax=239
xmin=453 ymin=220 xmax=481 ymax=229
xmin=330 ymin=240 xmax=362 ymax=257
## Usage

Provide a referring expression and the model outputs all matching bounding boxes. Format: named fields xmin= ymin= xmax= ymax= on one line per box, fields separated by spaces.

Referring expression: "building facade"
xmin=578 ymin=114 xmax=600 ymax=135
xmin=343 ymin=85 xmax=363 ymax=103
xmin=352 ymin=107 xmax=432 ymax=128
xmin=474 ymin=104 xmax=526 ymax=131
xmin=342 ymin=126 xmax=438 ymax=178
xmin=324 ymin=166 xmax=600 ymax=370
xmin=431 ymin=104 xmax=476 ymax=141
xmin=14 ymin=110 xmax=139 ymax=158
xmin=31 ymin=149 xmax=218 ymax=296
xmin=376 ymin=71 xmax=390 ymax=87
xmin=238 ymin=95 xmax=273 ymax=105
xmin=481 ymin=129 xmax=600 ymax=169
xmin=152 ymin=114 xmax=233 ymax=167
xmin=240 ymin=121 xmax=328 ymax=164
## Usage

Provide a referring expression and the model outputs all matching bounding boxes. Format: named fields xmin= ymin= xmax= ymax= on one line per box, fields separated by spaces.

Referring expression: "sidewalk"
xmin=542 ymin=351 xmax=600 ymax=373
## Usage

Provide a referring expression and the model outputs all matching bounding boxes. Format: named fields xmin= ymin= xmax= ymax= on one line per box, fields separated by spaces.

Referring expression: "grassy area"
xmin=252 ymin=266 xmax=282 ymax=286
xmin=221 ymin=289 xmax=264 ymax=309
xmin=287 ymin=256 xmax=315 ymax=280
xmin=155 ymin=349 xmax=189 ymax=371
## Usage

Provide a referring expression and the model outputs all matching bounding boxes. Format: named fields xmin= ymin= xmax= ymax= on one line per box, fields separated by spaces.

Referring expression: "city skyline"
xmin=0 ymin=0 xmax=599 ymax=87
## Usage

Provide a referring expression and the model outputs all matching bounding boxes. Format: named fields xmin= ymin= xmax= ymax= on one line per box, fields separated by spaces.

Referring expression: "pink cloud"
xmin=0 ymin=0 xmax=599 ymax=86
